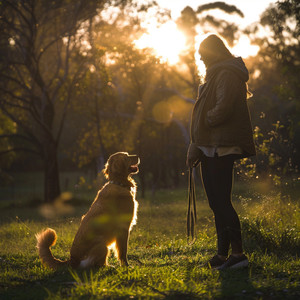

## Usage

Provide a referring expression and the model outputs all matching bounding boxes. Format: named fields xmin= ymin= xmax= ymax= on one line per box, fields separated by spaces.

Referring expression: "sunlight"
xmin=152 ymin=96 xmax=193 ymax=123
xmin=194 ymin=34 xmax=209 ymax=78
xmin=134 ymin=21 xmax=187 ymax=64
xmin=231 ymin=35 xmax=260 ymax=58
xmin=108 ymin=241 xmax=116 ymax=251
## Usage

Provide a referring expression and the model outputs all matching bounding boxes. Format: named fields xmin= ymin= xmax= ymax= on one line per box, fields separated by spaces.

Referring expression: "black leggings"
xmin=201 ymin=154 xmax=243 ymax=256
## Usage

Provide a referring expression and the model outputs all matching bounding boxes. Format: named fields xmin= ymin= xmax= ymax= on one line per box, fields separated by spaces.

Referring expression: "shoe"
xmin=207 ymin=255 xmax=227 ymax=268
xmin=217 ymin=254 xmax=249 ymax=270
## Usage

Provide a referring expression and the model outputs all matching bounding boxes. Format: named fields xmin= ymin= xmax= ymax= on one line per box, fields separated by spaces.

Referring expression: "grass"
xmin=0 ymin=181 xmax=299 ymax=299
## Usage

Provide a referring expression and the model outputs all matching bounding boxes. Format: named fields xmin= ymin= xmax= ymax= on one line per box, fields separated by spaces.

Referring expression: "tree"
xmin=0 ymin=0 xmax=118 ymax=202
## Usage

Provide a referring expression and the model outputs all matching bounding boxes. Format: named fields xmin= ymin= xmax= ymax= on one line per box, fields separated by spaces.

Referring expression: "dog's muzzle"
xmin=129 ymin=155 xmax=140 ymax=173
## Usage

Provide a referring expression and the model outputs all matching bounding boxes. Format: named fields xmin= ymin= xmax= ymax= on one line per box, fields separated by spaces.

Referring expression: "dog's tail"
xmin=36 ymin=228 xmax=69 ymax=270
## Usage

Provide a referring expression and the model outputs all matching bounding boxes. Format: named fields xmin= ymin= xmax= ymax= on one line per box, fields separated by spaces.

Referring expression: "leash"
xmin=187 ymin=167 xmax=197 ymax=243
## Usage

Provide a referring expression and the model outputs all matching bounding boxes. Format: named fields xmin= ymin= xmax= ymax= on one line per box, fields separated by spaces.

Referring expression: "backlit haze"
xmin=133 ymin=0 xmax=276 ymax=69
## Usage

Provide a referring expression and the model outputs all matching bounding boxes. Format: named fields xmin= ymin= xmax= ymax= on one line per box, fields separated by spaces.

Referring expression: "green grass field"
xmin=0 ymin=182 xmax=299 ymax=299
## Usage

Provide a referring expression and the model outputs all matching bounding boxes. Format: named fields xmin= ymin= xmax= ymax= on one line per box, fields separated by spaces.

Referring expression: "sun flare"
xmin=231 ymin=35 xmax=260 ymax=58
xmin=134 ymin=21 xmax=187 ymax=64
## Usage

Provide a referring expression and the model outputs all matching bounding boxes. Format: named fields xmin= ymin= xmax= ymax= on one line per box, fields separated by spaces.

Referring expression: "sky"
xmin=156 ymin=0 xmax=278 ymax=28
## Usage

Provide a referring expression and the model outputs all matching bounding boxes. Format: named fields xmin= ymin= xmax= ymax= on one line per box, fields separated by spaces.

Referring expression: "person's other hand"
xmin=186 ymin=143 xmax=202 ymax=168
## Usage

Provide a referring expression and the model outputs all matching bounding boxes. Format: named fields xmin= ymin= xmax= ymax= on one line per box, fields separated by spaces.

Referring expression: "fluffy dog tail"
xmin=36 ymin=228 xmax=69 ymax=270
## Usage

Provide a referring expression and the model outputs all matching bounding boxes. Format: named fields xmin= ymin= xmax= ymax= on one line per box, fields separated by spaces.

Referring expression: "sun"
xmin=134 ymin=21 xmax=187 ymax=64
xmin=231 ymin=35 xmax=260 ymax=58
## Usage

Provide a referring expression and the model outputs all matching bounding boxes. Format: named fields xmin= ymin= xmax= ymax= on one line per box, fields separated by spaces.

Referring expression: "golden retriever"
xmin=36 ymin=152 xmax=140 ymax=269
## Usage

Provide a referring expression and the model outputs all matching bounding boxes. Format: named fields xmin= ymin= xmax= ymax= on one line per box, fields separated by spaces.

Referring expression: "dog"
xmin=36 ymin=152 xmax=140 ymax=269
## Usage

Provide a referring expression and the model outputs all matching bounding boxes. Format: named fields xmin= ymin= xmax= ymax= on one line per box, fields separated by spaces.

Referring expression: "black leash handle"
xmin=187 ymin=167 xmax=197 ymax=243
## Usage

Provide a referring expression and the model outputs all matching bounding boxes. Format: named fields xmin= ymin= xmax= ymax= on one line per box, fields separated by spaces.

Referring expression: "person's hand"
xmin=186 ymin=143 xmax=202 ymax=168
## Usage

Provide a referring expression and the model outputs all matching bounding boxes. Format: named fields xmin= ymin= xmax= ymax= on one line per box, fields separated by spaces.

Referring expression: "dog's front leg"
xmin=116 ymin=231 xmax=129 ymax=266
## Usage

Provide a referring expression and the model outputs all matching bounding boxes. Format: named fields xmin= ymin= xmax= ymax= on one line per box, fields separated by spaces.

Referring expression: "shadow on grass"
xmin=218 ymin=268 xmax=254 ymax=299
xmin=0 ymin=264 xmax=120 ymax=300
xmin=0 ymin=269 xmax=75 ymax=300
xmin=219 ymin=266 xmax=300 ymax=299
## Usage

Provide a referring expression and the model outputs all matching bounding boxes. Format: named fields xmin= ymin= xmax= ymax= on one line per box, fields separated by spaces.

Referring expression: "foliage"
xmin=235 ymin=120 xmax=298 ymax=187
xmin=0 ymin=187 xmax=299 ymax=299
xmin=248 ymin=0 xmax=300 ymax=170
xmin=234 ymin=0 xmax=300 ymax=185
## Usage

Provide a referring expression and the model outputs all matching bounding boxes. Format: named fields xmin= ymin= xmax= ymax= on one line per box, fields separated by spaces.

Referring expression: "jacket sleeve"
xmin=206 ymin=70 xmax=239 ymax=127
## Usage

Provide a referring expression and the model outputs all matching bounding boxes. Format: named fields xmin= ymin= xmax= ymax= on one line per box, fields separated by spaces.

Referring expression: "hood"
xmin=206 ymin=57 xmax=249 ymax=82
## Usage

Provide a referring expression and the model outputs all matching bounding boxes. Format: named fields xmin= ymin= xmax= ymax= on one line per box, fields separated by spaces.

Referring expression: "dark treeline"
xmin=0 ymin=0 xmax=299 ymax=202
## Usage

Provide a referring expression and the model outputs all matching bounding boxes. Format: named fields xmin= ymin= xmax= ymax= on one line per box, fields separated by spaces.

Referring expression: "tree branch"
xmin=0 ymin=147 xmax=40 ymax=157
xmin=197 ymin=2 xmax=244 ymax=18
xmin=0 ymin=74 xmax=31 ymax=93
xmin=6 ymin=1 xmax=33 ymax=34
xmin=0 ymin=134 xmax=36 ymax=144
xmin=0 ymin=88 xmax=31 ymax=106
xmin=0 ymin=15 xmax=31 ymax=44
xmin=0 ymin=105 xmax=43 ymax=152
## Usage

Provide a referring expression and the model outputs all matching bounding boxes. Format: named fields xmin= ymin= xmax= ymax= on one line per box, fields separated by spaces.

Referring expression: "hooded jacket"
xmin=190 ymin=57 xmax=256 ymax=158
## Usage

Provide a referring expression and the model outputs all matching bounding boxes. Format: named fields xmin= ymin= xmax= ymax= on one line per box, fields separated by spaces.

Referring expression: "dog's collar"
xmin=109 ymin=180 xmax=131 ymax=190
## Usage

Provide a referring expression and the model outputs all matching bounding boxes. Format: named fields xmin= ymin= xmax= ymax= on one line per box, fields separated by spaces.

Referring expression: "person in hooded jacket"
xmin=186 ymin=34 xmax=256 ymax=270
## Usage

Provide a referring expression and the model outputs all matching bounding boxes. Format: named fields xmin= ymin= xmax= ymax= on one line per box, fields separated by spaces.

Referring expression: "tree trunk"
xmin=43 ymin=143 xmax=61 ymax=202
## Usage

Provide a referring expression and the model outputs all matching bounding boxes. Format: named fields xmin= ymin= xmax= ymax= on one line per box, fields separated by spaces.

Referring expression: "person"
xmin=186 ymin=34 xmax=256 ymax=270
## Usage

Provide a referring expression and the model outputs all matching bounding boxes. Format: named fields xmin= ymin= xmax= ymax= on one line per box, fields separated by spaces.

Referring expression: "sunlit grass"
xmin=0 ymin=185 xmax=299 ymax=299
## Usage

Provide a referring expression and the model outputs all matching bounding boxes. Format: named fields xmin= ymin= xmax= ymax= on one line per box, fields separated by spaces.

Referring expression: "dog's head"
xmin=103 ymin=152 xmax=140 ymax=181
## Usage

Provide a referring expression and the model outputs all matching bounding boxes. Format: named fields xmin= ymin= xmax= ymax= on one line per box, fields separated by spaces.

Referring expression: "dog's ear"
xmin=103 ymin=155 xmax=117 ymax=180
xmin=103 ymin=153 xmax=127 ymax=179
